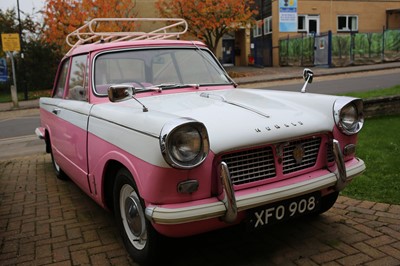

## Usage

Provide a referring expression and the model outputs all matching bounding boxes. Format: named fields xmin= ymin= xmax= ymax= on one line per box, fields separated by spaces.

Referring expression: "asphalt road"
xmin=0 ymin=109 xmax=43 ymax=160
xmin=0 ymin=115 xmax=40 ymax=139
xmin=248 ymin=68 xmax=400 ymax=94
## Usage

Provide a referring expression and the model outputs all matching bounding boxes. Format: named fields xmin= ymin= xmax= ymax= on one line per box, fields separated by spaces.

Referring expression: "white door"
xmin=308 ymin=16 xmax=320 ymax=35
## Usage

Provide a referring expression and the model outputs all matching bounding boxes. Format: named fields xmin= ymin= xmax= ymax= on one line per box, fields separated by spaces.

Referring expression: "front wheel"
xmin=113 ymin=168 xmax=159 ymax=264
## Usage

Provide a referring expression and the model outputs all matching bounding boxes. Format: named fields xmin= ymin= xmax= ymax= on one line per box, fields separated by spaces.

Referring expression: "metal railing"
xmin=279 ymin=29 xmax=400 ymax=67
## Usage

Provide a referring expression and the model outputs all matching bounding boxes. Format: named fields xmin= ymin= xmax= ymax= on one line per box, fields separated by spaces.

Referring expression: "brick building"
xmin=134 ymin=0 xmax=399 ymax=67
xmin=251 ymin=0 xmax=400 ymax=66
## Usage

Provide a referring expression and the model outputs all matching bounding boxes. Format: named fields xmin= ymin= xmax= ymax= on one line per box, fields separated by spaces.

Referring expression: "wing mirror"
xmin=107 ymin=85 xmax=148 ymax=112
xmin=301 ymin=68 xmax=313 ymax=93
xmin=108 ymin=85 xmax=134 ymax=102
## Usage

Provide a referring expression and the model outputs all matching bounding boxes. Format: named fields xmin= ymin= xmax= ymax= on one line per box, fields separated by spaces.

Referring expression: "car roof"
xmin=66 ymin=39 xmax=207 ymax=56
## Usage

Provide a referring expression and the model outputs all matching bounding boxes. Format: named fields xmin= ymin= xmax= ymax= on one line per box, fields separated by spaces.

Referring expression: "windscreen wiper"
xmin=144 ymin=83 xmax=200 ymax=92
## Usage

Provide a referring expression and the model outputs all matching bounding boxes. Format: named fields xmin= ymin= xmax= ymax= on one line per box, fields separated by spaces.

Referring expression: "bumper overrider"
xmin=145 ymin=139 xmax=365 ymax=225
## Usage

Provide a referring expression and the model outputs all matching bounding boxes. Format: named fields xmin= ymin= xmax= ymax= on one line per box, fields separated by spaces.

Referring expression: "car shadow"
xmin=156 ymin=214 xmax=332 ymax=266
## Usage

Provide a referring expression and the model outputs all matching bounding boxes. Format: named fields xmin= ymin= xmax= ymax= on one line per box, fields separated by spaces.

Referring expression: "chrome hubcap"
xmin=120 ymin=184 xmax=147 ymax=250
xmin=125 ymin=196 xmax=143 ymax=237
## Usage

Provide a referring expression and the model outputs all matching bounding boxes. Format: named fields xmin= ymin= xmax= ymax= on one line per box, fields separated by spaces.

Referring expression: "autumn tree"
xmin=155 ymin=0 xmax=257 ymax=54
xmin=42 ymin=0 xmax=137 ymax=53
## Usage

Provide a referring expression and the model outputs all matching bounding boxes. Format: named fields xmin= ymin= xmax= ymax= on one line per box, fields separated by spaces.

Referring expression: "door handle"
xmin=52 ymin=108 xmax=61 ymax=115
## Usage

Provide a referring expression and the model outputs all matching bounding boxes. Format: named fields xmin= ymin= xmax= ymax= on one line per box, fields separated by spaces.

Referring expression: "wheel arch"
xmin=44 ymin=129 xmax=51 ymax=153
xmin=101 ymin=156 xmax=142 ymax=212
xmin=103 ymin=160 xmax=125 ymax=212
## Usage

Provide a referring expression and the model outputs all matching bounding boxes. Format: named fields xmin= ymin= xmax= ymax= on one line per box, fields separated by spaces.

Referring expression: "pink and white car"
xmin=36 ymin=18 xmax=365 ymax=264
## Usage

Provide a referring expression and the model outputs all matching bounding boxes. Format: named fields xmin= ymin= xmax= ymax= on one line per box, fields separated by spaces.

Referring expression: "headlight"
xmin=334 ymin=98 xmax=364 ymax=135
xmin=160 ymin=118 xmax=209 ymax=169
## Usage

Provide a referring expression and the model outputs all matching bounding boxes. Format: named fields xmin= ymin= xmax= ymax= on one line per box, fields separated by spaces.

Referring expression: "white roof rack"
xmin=66 ymin=18 xmax=188 ymax=54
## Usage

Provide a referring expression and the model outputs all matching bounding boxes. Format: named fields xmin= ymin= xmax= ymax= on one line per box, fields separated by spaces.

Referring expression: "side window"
xmin=67 ymin=54 xmax=88 ymax=101
xmin=53 ymin=59 xmax=70 ymax=98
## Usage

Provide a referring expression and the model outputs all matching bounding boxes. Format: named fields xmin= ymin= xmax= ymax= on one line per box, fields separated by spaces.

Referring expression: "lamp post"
xmin=16 ymin=0 xmax=23 ymax=57
xmin=16 ymin=0 xmax=28 ymax=100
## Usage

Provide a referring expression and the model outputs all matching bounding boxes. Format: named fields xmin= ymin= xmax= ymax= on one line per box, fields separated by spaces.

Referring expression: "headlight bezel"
xmin=333 ymin=98 xmax=364 ymax=135
xmin=160 ymin=118 xmax=209 ymax=169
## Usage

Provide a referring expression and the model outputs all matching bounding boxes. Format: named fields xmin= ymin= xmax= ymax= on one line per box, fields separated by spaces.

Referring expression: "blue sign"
xmin=0 ymin=58 xmax=8 ymax=82
xmin=279 ymin=0 xmax=298 ymax=32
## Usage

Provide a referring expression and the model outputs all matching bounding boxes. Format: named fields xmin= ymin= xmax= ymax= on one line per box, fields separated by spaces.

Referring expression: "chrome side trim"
xmin=145 ymin=158 xmax=365 ymax=225
xmin=90 ymin=114 xmax=159 ymax=139
xmin=217 ymin=162 xmax=237 ymax=223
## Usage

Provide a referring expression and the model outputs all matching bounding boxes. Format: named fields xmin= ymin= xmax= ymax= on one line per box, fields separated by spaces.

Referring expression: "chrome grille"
xmin=282 ymin=137 xmax=321 ymax=174
xmin=219 ymin=135 xmax=326 ymax=186
xmin=327 ymin=141 xmax=335 ymax=163
xmin=221 ymin=146 xmax=275 ymax=186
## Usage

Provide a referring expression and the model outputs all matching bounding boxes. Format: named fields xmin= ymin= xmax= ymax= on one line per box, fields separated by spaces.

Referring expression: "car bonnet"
xmin=92 ymin=88 xmax=338 ymax=154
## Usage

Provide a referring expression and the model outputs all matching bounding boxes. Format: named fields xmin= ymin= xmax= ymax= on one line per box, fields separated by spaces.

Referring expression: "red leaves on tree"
xmin=42 ymin=0 xmax=137 ymax=53
xmin=155 ymin=0 xmax=257 ymax=53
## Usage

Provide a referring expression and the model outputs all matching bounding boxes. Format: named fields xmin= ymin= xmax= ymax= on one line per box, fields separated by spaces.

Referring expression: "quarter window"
xmin=53 ymin=59 xmax=70 ymax=98
xmin=337 ymin=15 xmax=358 ymax=32
xmin=67 ymin=54 xmax=88 ymax=101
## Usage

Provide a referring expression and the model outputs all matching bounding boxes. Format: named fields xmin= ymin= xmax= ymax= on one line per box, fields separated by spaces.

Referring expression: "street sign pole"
xmin=5 ymin=51 xmax=19 ymax=108
xmin=1 ymin=33 xmax=21 ymax=108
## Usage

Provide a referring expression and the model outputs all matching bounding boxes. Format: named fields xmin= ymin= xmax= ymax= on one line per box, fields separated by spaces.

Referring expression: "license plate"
xmin=248 ymin=192 xmax=321 ymax=229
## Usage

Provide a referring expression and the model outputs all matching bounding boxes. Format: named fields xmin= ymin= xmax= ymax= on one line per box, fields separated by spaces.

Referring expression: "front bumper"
xmin=35 ymin=127 xmax=46 ymax=139
xmin=145 ymin=140 xmax=365 ymax=225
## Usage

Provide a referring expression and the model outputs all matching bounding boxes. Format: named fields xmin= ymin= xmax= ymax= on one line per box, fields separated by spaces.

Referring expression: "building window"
xmin=263 ymin=16 xmax=272 ymax=35
xmin=298 ymin=15 xmax=306 ymax=32
xmin=253 ymin=20 xmax=262 ymax=37
xmin=337 ymin=15 xmax=358 ymax=32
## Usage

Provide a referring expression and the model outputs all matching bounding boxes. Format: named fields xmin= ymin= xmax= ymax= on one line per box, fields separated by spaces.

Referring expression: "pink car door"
xmin=49 ymin=54 xmax=93 ymax=194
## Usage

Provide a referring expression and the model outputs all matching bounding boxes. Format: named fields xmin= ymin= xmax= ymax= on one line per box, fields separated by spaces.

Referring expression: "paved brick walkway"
xmin=1 ymin=154 xmax=400 ymax=265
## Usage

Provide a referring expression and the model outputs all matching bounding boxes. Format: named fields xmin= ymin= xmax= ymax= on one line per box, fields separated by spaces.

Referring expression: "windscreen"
xmin=94 ymin=48 xmax=231 ymax=95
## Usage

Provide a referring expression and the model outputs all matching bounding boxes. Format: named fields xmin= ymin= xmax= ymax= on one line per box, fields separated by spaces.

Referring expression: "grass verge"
xmin=341 ymin=115 xmax=400 ymax=204
xmin=341 ymin=84 xmax=400 ymax=99
xmin=0 ymin=90 xmax=51 ymax=103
